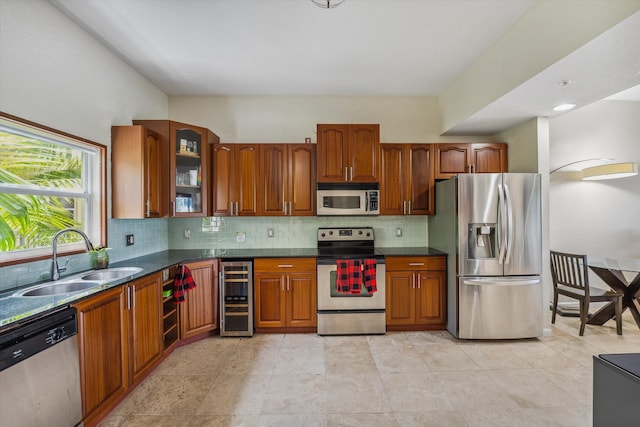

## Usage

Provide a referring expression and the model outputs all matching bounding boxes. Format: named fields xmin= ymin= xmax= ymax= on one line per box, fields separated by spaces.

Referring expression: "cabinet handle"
xmin=289 ymin=201 xmax=292 ymax=216
xmin=277 ymin=264 xmax=294 ymax=268
xmin=287 ymin=276 xmax=290 ymax=291
xmin=145 ymin=200 xmax=150 ymax=217
xmin=281 ymin=277 xmax=285 ymax=291
xmin=416 ymin=273 xmax=421 ymax=289
xmin=235 ymin=202 xmax=238 ymax=216
xmin=350 ymin=167 xmax=353 ymax=181
xmin=126 ymin=286 xmax=131 ymax=310
xmin=132 ymin=285 xmax=136 ymax=307
xmin=230 ymin=202 xmax=234 ymax=215
xmin=412 ymin=273 xmax=415 ymax=289
xmin=283 ymin=201 xmax=287 ymax=215
xmin=409 ymin=262 xmax=425 ymax=266
xmin=408 ymin=201 xmax=411 ymax=215
xmin=403 ymin=201 xmax=406 ymax=215
xmin=345 ymin=167 xmax=348 ymax=181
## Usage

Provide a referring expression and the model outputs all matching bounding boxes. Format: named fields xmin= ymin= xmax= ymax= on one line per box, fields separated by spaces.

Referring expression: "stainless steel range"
xmin=316 ymin=227 xmax=386 ymax=335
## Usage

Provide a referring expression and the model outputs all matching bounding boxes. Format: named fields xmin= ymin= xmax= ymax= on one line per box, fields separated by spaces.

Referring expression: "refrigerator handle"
xmin=497 ymin=184 xmax=507 ymax=264
xmin=504 ymin=183 xmax=514 ymax=264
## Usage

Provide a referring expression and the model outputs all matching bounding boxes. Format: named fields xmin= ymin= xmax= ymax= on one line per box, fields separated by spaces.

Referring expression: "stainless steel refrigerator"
xmin=429 ymin=173 xmax=542 ymax=339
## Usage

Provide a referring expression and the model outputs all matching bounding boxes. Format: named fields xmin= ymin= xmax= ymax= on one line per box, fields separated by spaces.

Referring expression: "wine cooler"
xmin=219 ymin=260 xmax=253 ymax=337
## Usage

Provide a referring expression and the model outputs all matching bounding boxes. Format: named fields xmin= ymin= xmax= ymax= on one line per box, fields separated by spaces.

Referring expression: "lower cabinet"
xmin=179 ymin=259 xmax=219 ymax=339
xmin=254 ymin=258 xmax=317 ymax=330
xmin=74 ymin=287 xmax=127 ymax=426
xmin=74 ymin=272 xmax=163 ymax=426
xmin=385 ymin=256 xmax=446 ymax=330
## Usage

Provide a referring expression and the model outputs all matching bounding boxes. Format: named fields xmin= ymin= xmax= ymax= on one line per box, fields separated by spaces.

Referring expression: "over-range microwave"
xmin=316 ymin=183 xmax=380 ymax=216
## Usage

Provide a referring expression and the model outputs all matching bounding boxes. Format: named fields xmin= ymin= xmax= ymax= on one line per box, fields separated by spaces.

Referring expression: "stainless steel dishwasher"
xmin=0 ymin=306 xmax=82 ymax=426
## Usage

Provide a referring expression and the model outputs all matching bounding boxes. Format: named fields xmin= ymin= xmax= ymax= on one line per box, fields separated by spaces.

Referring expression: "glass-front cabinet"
xmin=133 ymin=120 xmax=219 ymax=217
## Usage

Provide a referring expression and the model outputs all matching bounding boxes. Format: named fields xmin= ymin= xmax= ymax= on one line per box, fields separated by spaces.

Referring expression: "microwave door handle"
xmin=365 ymin=192 xmax=369 ymax=212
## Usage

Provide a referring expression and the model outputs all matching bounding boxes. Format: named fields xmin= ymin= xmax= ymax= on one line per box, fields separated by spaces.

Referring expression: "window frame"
xmin=0 ymin=112 xmax=107 ymax=267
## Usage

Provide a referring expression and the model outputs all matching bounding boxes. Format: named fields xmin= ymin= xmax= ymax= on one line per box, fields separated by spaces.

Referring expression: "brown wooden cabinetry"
xmin=434 ymin=143 xmax=507 ymax=179
xmin=161 ymin=265 xmax=179 ymax=352
xmin=112 ymin=126 xmax=164 ymax=218
xmin=74 ymin=287 xmax=127 ymax=426
xmin=127 ymin=273 xmax=163 ymax=385
xmin=259 ymin=144 xmax=316 ymax=216
xmin=133 ymin=120 xmax=219 ymax=217
xmin=317 ymin=124 xmax=380 ymax=183
xmin=385 ymin=256 xmax=446 ymax=330
xmin=211 ymin=144 xmax=259 ymax=216
xmin=380 ymin=144 xmax=434 ymax=215
xmin=179 ymin=259 xmax=219 ymax=339
xmin=254 ymin=258 xmax=317 ymax=331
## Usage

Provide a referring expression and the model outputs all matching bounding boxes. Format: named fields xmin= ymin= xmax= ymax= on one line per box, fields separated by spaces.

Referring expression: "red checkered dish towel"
xmin=174 ymin=264 xmax=197 ymax=303
xmin=336 ymin=259 xmax=362 ymax=294
xmin=363 ymin=259 xmax=377 ymax=293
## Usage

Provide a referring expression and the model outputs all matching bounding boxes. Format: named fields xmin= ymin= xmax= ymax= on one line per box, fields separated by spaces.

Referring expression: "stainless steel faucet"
xmin=51 ymin=228 xmax=94 ymax=281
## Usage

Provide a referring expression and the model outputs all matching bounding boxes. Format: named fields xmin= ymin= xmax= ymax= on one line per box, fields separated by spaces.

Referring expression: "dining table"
xmin=587 ymin=258 xmax=640 ymax=329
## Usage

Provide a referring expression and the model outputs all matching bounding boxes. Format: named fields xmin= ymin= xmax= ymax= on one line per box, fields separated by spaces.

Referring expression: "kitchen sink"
xmin=80 ymin=267 xmax=143 ymax=281
xmin=18 ymin=281 xmax=103 ymax=297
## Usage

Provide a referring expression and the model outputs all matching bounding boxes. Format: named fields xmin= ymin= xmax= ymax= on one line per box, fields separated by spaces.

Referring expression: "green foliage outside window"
xmin=0 ymin=131 xmax=82 ymax=251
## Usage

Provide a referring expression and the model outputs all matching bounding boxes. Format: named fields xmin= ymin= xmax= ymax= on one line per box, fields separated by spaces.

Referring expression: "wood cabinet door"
xmin=169 ymin=121 xmax=208 ymax=217
xmin=385 ymin=271 xmax=415 ymax=325
xmin=128 ymin=273 xmax=162 ymax=384
xmin=288 ymin=144 xmax=316 ymax=216
xmin=180 ymin=260 xmax=218 ymax=339
xmin=74 ymin=287 xmax=127 ymax=424
xmin=260 ymin=144 xmax=287 ymax=216
xmin=211 ymin=144 xmax=235 ymax=216
xmin=471 ymin=143 xmax=508 ymax=173
xmin=254 ymin=273 xmax=286 ymax=328
xmin=415 ymin=272 xmax=446 ymax=326
xmin=348 ymin=124 xmax=380 ymax=182
xmin=235 ymin=144 xmax=259 ymax=216
xmin=380 ymin=144 xmax=406 ymax=215
xmin=144 ymin=129 xmax=164 ymax=218
xmin=408 ymin=144 xmax=434 ymax=215
xmin=317 ymin=124 xmax=350 ymax=182
xmin=435 ymin=144 xmax=470 ymax=179
xmin=286 ymin=272 xmax=317 ymax=327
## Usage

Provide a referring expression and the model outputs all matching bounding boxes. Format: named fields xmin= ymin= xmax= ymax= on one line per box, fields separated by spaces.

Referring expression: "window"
xmin=0 ymin=113 xmax=106 ymax=265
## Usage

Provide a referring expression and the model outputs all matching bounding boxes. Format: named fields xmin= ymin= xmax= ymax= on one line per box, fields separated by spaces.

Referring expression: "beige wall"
xmin=168 ymin=95 xmax=494 ymax=144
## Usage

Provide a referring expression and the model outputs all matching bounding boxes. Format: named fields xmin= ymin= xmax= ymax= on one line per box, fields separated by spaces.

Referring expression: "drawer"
xmin=254 ymin=257 xmax=316 ymax=273
xmin=385 ymin=256 xmax=446 ymax=271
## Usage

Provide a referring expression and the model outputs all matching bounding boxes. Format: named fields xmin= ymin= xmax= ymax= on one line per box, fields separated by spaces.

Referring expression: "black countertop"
xmin=0 ymin=247 xmax=444 ymax=330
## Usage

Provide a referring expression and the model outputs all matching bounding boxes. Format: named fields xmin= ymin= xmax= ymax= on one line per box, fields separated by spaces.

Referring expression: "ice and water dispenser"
xmin=467 ymin=223 xmax=496 ymax=259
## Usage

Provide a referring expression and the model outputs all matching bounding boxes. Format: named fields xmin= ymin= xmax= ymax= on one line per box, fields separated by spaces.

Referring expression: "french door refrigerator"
xmin=429 ymin=173 xmax=542 ymax=339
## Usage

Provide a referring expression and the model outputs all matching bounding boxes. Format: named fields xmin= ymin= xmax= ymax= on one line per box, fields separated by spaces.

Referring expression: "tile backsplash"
xmin=0 ymin=215 xmax=426 ymax=292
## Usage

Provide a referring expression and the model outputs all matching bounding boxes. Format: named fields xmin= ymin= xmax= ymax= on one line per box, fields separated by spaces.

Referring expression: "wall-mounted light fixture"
xmin=311 ymin=0 xmax=346 ymax=8
xmin=551 ymin=158 xmax=638 ymax=181
xmin=581 ymin=162 xmax=638 ymax=180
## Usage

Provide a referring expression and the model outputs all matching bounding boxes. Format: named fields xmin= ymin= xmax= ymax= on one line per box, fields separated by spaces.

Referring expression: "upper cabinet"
xmin=434 ymin=143 xmax=507 ymax=180
xmin=259 ymin=144 xmax=316 ymax=216
xmin=317 ymin=124 xmax=380 ymax=183
xmin=112 ymin=125 xmax=164 ymax=218
xmin=133 ymin=120 xmax=219 ymax=217
xmin=211 ymin=144 xmax=259 ymax=216
xmin=380 ymin=144 xmax=434 ymax=215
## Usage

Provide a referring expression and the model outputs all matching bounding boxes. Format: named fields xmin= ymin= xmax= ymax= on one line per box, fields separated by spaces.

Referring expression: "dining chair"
xmin=550 ymin=251 xmax=623 ymax=336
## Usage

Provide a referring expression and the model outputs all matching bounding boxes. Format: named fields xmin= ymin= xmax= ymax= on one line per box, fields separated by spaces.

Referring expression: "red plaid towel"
xmin=336 ymin=259 xmax=362 ymax=294
xmin=363 ymin=259 xmax=377 ymax=293
xmin=174 ymin=264 xmax=196 ymax=303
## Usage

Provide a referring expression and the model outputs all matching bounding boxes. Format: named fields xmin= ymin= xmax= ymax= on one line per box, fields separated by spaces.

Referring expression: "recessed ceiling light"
xmin=553 ymin=103 xmax=576 ymax=112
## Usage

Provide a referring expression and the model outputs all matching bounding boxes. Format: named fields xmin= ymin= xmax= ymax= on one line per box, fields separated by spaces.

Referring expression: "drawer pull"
xmin=277 ymin=264 xmax=294 ymax=268
xmin=409 ymin=262 xmax=425 ymax=266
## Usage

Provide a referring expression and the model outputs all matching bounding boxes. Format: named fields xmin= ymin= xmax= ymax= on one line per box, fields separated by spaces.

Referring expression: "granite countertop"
xmin=0 ymin=247 xmax=444 ymax=331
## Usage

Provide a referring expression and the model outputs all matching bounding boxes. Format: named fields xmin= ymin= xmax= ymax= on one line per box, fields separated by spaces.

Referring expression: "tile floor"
xmin=99 ymin=311 xmax=640 ymax=427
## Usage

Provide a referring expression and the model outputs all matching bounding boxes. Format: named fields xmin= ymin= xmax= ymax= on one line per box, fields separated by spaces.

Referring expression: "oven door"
xmin=317 ymin=259 xmax=386 ymax=311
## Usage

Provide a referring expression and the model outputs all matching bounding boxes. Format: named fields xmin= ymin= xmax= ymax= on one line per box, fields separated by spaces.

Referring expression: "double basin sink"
xmin=14 ymin=267 xmax=144 ymax=298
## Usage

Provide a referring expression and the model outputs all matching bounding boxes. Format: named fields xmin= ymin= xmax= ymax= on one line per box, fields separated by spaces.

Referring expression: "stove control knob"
xmin=358 ymin=230 xmax=363 ymax=235
xmin=329 ymin=231 xmax=333 ymax=235
xmin=320 ymin=232 xmax=325 ymax=237
xmin=366 ymin=232 xmax=371 ymax=237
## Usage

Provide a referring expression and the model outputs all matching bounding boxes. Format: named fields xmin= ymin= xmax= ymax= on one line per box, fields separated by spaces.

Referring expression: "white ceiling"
xmin=50 ymin=0 xmax=640 ymax=134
